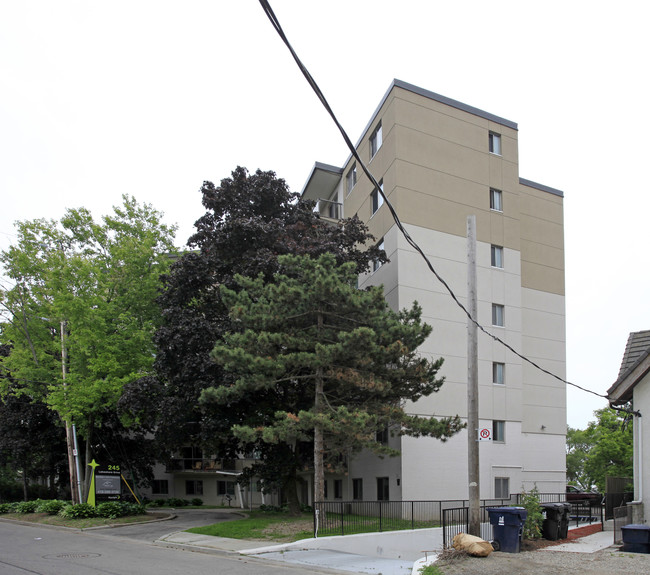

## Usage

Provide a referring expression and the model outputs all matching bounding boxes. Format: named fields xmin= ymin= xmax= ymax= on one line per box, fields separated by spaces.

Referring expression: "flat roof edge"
xmin=519 ymin=177 xmax=564 ymax=198
xmin=313 ymin=161 xmax=343 ymax=174
xmin=394 ymin=79 xmax=519 ymax=130
xmin=300 ymin=161 xmax=343 ymax=197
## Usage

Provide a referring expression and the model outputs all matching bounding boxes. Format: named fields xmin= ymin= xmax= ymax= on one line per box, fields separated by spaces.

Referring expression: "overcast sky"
xmin=1 ymin=1 xmax=648 ymax=429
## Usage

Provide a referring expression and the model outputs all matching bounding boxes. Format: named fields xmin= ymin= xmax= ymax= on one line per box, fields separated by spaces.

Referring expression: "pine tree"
xmin=201 ymin=253 xmax=464 ymax=509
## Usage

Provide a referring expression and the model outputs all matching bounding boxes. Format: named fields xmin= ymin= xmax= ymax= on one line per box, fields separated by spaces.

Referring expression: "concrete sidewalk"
xmin=158 ymin=524 xmax=617 ymax=575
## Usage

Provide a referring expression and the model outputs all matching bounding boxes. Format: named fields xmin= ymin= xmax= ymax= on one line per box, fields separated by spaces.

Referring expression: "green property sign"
xmin=87 ymin=460 xmax=122 ymax=506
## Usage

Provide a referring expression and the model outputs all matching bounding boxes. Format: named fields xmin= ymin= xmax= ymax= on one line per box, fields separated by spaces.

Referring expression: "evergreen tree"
xmin=123 ymin=167 xmax=386 ymax=502
xmin=201 ymin=254 xmax=464 ymax=509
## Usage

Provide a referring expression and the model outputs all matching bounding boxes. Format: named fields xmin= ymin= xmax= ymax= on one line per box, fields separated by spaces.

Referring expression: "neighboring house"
xmin=607 ymin=330 xmax=650 ymax=524
xmin=301 ymin=79 xmax=567 ymax=503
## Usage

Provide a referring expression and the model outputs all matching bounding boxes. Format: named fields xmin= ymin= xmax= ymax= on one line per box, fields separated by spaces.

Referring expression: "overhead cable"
xmin=257 ymin=0 xmax=608 ymax=401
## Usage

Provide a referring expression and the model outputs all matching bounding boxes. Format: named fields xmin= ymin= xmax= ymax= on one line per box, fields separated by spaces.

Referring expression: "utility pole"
xmin=467 ymin=216 xmax=480 ymax=536
xmin=61 ymin=320 xmax=80 ymax=505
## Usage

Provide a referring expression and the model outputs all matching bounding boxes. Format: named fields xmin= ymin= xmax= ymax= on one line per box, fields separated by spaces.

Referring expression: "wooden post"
xmin=467 ymin=216 xmax=480 ymax=535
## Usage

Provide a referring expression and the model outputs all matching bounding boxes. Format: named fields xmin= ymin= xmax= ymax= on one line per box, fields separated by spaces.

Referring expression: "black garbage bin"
xmin=621 ymin=524 xmax=650 ymax=553
xmin=488 ymin=507 xmax=528 ymax=553
xmin=540 ymin=503 xmax=562 ymax=541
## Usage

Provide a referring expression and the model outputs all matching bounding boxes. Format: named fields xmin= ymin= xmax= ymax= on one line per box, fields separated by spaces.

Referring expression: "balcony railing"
xmin=165 ymin=458 xmax=242 ymax=473
xmin=314 ymin=199 xmax=343 ymax=220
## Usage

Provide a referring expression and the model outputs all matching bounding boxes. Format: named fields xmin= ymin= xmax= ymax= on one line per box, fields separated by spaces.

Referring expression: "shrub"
xmin=97 ymin=502 xmax=127 ymax=519
xmin=166 ymin=497 xmax=189 ymax=507
xmin=0 ymin=502 xmax=17 ymax=513
xmin=259 ymin=504 xmax=286 ymax=513
xmin=36 ymin=500 xmax=68 ymax=515
xmin=147 ymin=498 xmax=166 ymax=507
xmin=190 ymin=498 xmax=203 ymax=507
xmin=13 ymin=500 xmax=39 ymax=513
xmin=520 ymin=486 xmax=544 ymax=539
xmin=59 ymin=503 xmax=97 ymax=519
xmin=122 ymin=502 xmax=147 ymax=516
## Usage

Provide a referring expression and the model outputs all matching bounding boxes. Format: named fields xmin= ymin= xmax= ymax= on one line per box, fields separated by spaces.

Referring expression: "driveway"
xmin=97 ymin=507 xmax=243 ymax=542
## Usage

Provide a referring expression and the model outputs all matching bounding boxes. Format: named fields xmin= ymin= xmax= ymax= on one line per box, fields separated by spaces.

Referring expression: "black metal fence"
xmin=441 ymin=506 xmax=493 ymax=548
xmin=313 ymin=497 xmax=516 ymax=538
xmin=314 ymin=493 xmax=614 ymax=541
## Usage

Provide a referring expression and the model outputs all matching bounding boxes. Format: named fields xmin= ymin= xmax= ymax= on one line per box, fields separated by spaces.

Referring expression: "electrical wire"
xmin=258 ymin=0 xmax=609 ymax=402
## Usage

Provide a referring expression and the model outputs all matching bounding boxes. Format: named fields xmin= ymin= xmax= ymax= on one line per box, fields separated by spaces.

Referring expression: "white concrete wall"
xmin=634 ymin=377 xmax=650 ymax=522
xmin=355 ymin=219 xmax=565 ymax=501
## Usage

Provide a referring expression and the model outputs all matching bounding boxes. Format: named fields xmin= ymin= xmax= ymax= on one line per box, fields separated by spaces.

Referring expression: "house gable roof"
xmin=607 ymin=330 xmax=650 ymax=404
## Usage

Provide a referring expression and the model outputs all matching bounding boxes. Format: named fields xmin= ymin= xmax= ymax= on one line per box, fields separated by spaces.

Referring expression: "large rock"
xmin=452 ymin=533 xmax=494 ymax=557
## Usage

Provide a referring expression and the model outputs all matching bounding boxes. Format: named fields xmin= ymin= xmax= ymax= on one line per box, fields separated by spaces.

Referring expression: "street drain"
xmin=43 ymin=553 xmax=101 ymax=559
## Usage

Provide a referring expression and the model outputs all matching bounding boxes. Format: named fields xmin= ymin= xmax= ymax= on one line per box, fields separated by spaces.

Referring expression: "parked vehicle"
xmin=566 ymin=485 xmax=601 ymax=503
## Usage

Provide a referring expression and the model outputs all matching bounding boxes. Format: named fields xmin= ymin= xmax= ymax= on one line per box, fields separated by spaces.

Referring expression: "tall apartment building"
xmin=301 ymin=79 xmax=566 ymax=502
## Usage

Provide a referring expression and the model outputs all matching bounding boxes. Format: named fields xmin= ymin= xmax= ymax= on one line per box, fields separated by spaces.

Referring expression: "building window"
xmin=152 ymin=480 xmax=168 ymax=495
xmin=377 ymin=477 xmax=390 ymax=501
xmin=370 ymin=122 xmax=382 ymax=159
xmin=334 ymin=479 xmax=343 ymax=499
xmin=353 ymin=478 xmax=363 ymax=500
xmin=324 ymin=480 xmax=328 ymax=499
xmin=495 ymin=477 xmax=510 ymax=499
xmin=492 ymin=304 xmax=504 ymax=327
xmin=491 ymin=245 xmax=504 ymax=268
xmin=185 ymin=480 xmax=203 ymax=496
xmin=376 ymin=426 xmax=389 ymax=445
xmin=346 ymin=164 xmax=357 ymax=194
xmin=493 ymin=362 xmax=505 ymax=385
xmin=490 ymin=188 xmax=503 ymax=212
xmin=217 ymin=480 xmax=235 ymax=496
xmin=489 ymin=132 xmax=501 ymax=155
xmin=493 ymin=420 xmax=505 ymax=443
xmin=371 ymin=180 xmax=384 ymax=215
xmin=372 ymin=238 xmax=385 ymax=272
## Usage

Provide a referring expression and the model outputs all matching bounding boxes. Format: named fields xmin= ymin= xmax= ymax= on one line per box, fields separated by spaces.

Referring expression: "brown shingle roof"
xmin=618 ymin=330 xmax=650 ymax=379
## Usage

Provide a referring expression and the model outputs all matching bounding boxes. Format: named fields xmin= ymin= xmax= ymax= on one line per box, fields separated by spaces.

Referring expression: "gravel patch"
xmin=438 ymin=547 xmax=650 ymax=575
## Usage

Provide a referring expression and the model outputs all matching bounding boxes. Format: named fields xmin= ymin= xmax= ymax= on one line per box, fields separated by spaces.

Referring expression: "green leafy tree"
xmin=0 ymin=344 xmax=67 ymax=501
xmin=566 ymin=407 xmax=633 ymax=493
xmin=566 ymin=426 xmax=594 ymax=490
xmin=0 ymin=196 xmax=177 ymax=499
xmin=121 ymin=167 xmax=387 ymax=501
xmin=201 ymin=253 xmax=464 ymax=511
xmin=583 ymin=407 xmax=633 ymax=493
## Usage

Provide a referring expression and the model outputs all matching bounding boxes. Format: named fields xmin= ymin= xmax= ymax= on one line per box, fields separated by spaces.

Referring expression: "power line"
xmin=258 ymin=0 xmax=607 ymax=402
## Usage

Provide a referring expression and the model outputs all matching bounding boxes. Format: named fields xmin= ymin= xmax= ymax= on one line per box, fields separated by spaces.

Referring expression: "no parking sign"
xmin=478 ymin=428 xmax=492 ymax=441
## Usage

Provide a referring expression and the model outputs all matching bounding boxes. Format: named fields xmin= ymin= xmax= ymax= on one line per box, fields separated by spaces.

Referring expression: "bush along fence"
xmin=313 ymin=493 xmax=615 ymax=539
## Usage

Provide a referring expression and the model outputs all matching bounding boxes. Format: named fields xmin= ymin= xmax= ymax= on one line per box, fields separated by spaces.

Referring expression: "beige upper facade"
xmin=302 ymin=80 xmax=566 ymax=502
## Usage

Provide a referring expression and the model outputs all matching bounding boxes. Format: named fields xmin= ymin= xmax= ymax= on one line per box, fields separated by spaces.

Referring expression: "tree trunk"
xmin=313 ymin=311 xmax=325 ymax=507
xmin=64 ymin=421 xmax=79 ymax=504
xmin=22 ymin=465 xmax=28 ymax=501
xmin=283 ymin=470 xmax=302 ymax=516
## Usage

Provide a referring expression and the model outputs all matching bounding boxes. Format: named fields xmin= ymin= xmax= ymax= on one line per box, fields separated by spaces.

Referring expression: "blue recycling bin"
xmin=488 ymin=507 xmax=528 ymax=553
xmin=621 ymin=524 xmax=650 ymax=553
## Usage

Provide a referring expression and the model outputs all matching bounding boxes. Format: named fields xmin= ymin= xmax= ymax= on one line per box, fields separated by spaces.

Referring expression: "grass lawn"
xmin=186 ymin=511 xmax=314 ymax=542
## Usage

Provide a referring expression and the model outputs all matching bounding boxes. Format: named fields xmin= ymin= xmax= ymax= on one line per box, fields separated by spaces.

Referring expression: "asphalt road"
xmin=0 ymin=519 xmax=345 ymax=575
